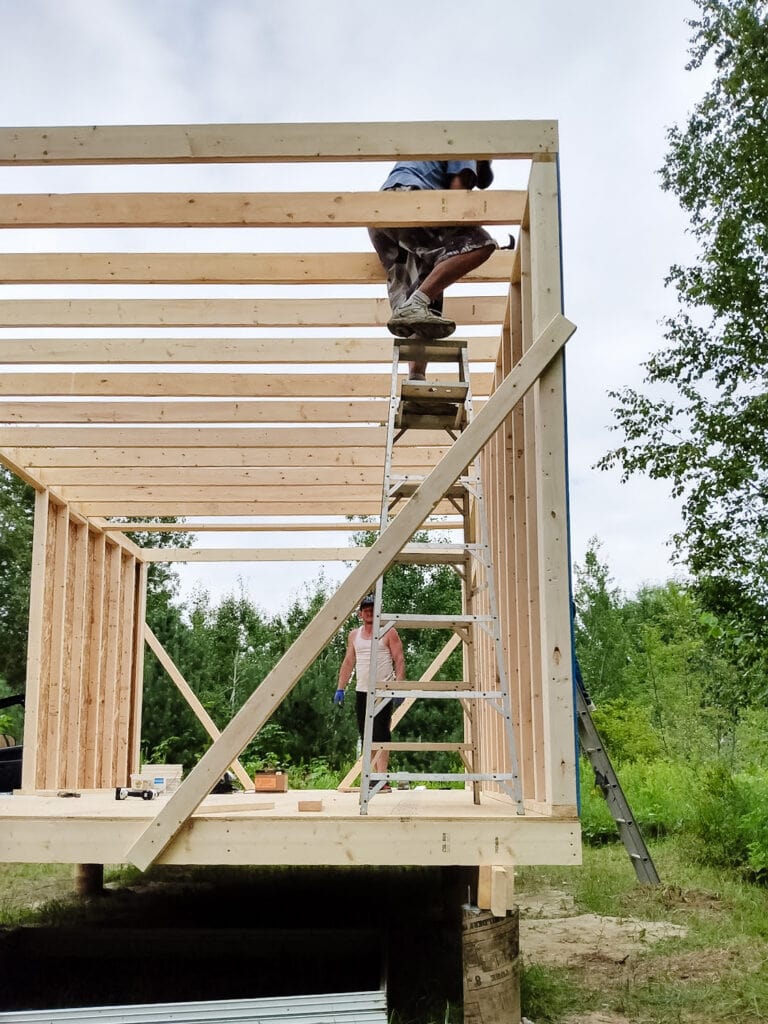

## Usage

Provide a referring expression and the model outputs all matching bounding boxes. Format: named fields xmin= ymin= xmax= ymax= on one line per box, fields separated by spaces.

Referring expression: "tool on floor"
xmin=115 ymin=786 xmax=158 ymax=801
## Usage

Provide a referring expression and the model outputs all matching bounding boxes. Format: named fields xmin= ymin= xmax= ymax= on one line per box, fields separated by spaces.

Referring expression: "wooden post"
xmin=73 ymin=863 xmax=103 ymax=898
xmin=462 ymin=905 xmax=521 ymax=1024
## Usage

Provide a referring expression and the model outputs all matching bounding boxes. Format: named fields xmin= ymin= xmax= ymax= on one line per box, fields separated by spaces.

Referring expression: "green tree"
xmin=599 ymin=0 xmax=768 ymax=603
xmin=572 ymin=538 xmax=633 ymax=702
xmin=0 ymin=468 xmax=34 ymax=693
xmin=573 ymin=541 xmax=756 ymax=763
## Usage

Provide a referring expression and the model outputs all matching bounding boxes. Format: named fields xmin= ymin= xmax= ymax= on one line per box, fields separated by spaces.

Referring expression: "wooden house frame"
xmin=0 ymin=121 xmax=579 ymax=901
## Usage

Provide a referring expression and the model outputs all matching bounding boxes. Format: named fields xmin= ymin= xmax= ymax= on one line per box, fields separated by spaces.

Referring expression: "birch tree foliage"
xmin=599 ymin=0 xmax=768 ymax=601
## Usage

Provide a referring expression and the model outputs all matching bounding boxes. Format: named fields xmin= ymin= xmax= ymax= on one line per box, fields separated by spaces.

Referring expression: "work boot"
xmin=387 ymin=292 xmax=456 ymax=340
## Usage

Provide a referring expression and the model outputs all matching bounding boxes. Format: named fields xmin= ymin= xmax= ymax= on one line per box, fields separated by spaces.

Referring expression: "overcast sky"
xmin=0 ymin=0 xmax=707 ymax=613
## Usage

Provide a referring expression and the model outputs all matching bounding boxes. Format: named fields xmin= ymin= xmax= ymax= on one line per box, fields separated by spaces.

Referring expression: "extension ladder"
xmin=575 ymin=678 xmax=660 ymax=884
xmin=358 ymin=338 xmax=524 ymax=815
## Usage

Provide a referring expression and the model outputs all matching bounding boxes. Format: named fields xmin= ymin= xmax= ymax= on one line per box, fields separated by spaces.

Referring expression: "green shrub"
xmin=578 ymin=759 xmax=617 ymax=843
xmin=287 ymin=757 xmax=344 ymax=789
xmin=616 ymin=758 xmax=697 ymax=836
xmin=688 ymin=762 xmax=768 ymax=875
xmin=591 ymin=698 xmax=663 ymax=762
xmin=579 ymin=758 xmax=698 ymax=844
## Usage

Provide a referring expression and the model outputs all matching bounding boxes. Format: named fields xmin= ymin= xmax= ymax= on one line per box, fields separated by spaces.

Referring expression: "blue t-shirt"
xmin=381 ymin=160 xmax=493 ymax=191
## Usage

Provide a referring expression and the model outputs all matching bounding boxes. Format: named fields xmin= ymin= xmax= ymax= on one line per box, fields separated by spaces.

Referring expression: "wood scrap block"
xmin=297 ymin=799 xmax=323 ymax=812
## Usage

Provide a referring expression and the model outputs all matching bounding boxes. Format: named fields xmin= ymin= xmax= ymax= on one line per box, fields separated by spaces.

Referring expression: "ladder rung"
xmin=398 ymin=339 xmax=467 ymax=361
xmin=376 ymin=680 xmax=466 ymax=691
xmin=401 ymin=382 xmax=468 ymax=402
xmin=391 ymin=480 xmax=465 ymax=500
xmin=395 ymin=410 xmax=467 ymax=430
xmin=381 ymin=614 xmax=492 ymax=628
xmin=375 ymin=688 xmax=503 ymax=699
xmin=373 ymin=742 xmax=472 ymax=752
xmin=393 ymin=546 xmax=467 ymax=565
xmin=370 ymin=772 xmax=519 ymax=783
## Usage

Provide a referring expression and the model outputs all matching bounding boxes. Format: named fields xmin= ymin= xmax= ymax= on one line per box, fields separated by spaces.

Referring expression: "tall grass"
xmin=580 ymin=755 xmax=768 ymax=878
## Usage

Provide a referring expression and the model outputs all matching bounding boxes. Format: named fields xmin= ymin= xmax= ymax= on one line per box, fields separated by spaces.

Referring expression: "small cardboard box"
xmin=253 ymin=770 xmax=288 ymax=793
xmin=134 ymin=764 xmax=184 ymax=794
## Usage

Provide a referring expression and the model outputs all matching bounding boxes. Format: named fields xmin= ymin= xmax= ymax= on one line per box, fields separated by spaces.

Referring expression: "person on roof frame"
xmin=369 ymin=160 xmax=496 ymax=381
xmin=333 ymin=593 xmax=405 ymax=791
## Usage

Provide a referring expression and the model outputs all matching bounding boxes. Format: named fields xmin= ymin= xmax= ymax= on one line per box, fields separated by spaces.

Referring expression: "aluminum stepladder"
xmin=575 ymin=677 xmax=660 ymax=884
xmin=358 ymin=337 xmax=524 ymax=815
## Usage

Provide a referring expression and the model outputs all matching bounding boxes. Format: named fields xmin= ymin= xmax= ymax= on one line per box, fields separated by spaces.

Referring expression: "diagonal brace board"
xmin=125 ymin=313 xmax=575 ymax=870
xmin=143 ymin=625 xmax=254 ymax=792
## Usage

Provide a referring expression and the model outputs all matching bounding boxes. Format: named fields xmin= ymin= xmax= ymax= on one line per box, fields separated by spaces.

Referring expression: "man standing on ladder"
xmin=334 ymin=594 xmax=406 ymax=789
xmin=368 ymin=160 xmax=497 ymax=379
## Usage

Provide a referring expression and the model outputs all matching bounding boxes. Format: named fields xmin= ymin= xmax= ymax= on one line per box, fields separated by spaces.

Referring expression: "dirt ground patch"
xmin=518 ymin=887 xmax=687 ymax=971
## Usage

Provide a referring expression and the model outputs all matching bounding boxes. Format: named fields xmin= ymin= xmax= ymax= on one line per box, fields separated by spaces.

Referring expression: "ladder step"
xmin=391 ymin=480 xmax=465 ymax=500
xmin=393 ymin=545 xmax=467 ymax=565
xmin=381 ymin=614 xmax=492 ymax=629
xmin=396 ymin=410 xmax=467 ymax=430
xmin=373 ymin=742 xmax=472 ymax=752
xmin=382 ymin=614 xmax=495 ymax=630
xmin=401 ymin=382 xmax=468 ymax=402
xmin=398 ymin=338 xmax=467 ymax=361
xmin=376 ymin=680 xmax=468 ymax=691
xmin=370 ymin=772 xmax=519 ymax=783
xmin=373 ymin=688 xmax=503 ymax=699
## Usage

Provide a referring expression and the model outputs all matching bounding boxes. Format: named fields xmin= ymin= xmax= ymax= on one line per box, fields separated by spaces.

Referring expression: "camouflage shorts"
xmin=368 ymin=186 xmax=497 ymax=312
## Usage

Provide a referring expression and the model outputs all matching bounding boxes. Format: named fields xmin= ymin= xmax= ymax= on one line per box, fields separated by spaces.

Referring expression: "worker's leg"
xmin=387 ymin=230 xmax=497 ymax=347
xmin=372 ymin=702 xmax=392 ymax=782
xmin=418 ymin=243 xmax=495 ymax=302
xmin=408 ymin=245 xmax=494 ymax=377
xmin=369 ymin=227 xmax=438 ymax=377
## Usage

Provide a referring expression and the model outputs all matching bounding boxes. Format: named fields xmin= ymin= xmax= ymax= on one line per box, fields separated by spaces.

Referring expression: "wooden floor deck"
xmin=1 ymin=788 xmax=580 ymax=868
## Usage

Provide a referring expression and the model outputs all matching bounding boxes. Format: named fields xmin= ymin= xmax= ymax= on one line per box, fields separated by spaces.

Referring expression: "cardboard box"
xmin=253 ymin=770 xmax=288 ymax=792
xmin=134 ymin=764 xmax=184 ymax=794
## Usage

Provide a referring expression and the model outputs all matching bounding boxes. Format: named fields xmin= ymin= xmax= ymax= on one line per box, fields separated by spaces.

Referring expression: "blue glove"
xmin=333 ymin=689 xmax=345 ymax=705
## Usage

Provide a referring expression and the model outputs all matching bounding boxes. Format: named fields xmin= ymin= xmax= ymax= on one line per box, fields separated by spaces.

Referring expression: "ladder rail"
xmin=461 ymin=350 xmax=523 ymax=804
xmin=575 ymin=683 xmax=660 ymax=885
xmin=360 ymin=344 xmax=403 ymax=810
xmin=359 ymin=338 xmax=524 ymax=814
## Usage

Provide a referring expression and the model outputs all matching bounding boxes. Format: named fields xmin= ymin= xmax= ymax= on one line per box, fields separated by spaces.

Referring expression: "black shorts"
xmin=355 ymin=690 xmax=392 ymax=743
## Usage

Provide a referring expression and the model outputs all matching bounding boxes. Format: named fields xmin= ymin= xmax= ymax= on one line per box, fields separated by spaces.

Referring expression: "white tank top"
xmin=353 ymin=629 xmax=394 ymax=693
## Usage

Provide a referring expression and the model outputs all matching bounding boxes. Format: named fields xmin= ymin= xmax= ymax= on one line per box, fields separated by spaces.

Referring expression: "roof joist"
xmin=0 ymin=119 xmax=558 ymax=165
xmin=0 ymin=370 xmax=493 ymax=398
xmin=0 ymin=336 xmax=502 ymax=364
xmin=0 ymin=119 xmax=544 ymax=526
xmin=0 ymin=250 xmax=516 ymax=285
xmin=0 ymin=189 xmax=524 ymax=229
xmin=0 ymin=295 xmax=506 ymax=329
xmin=5 ymin=446 xmax=448 ymax=469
